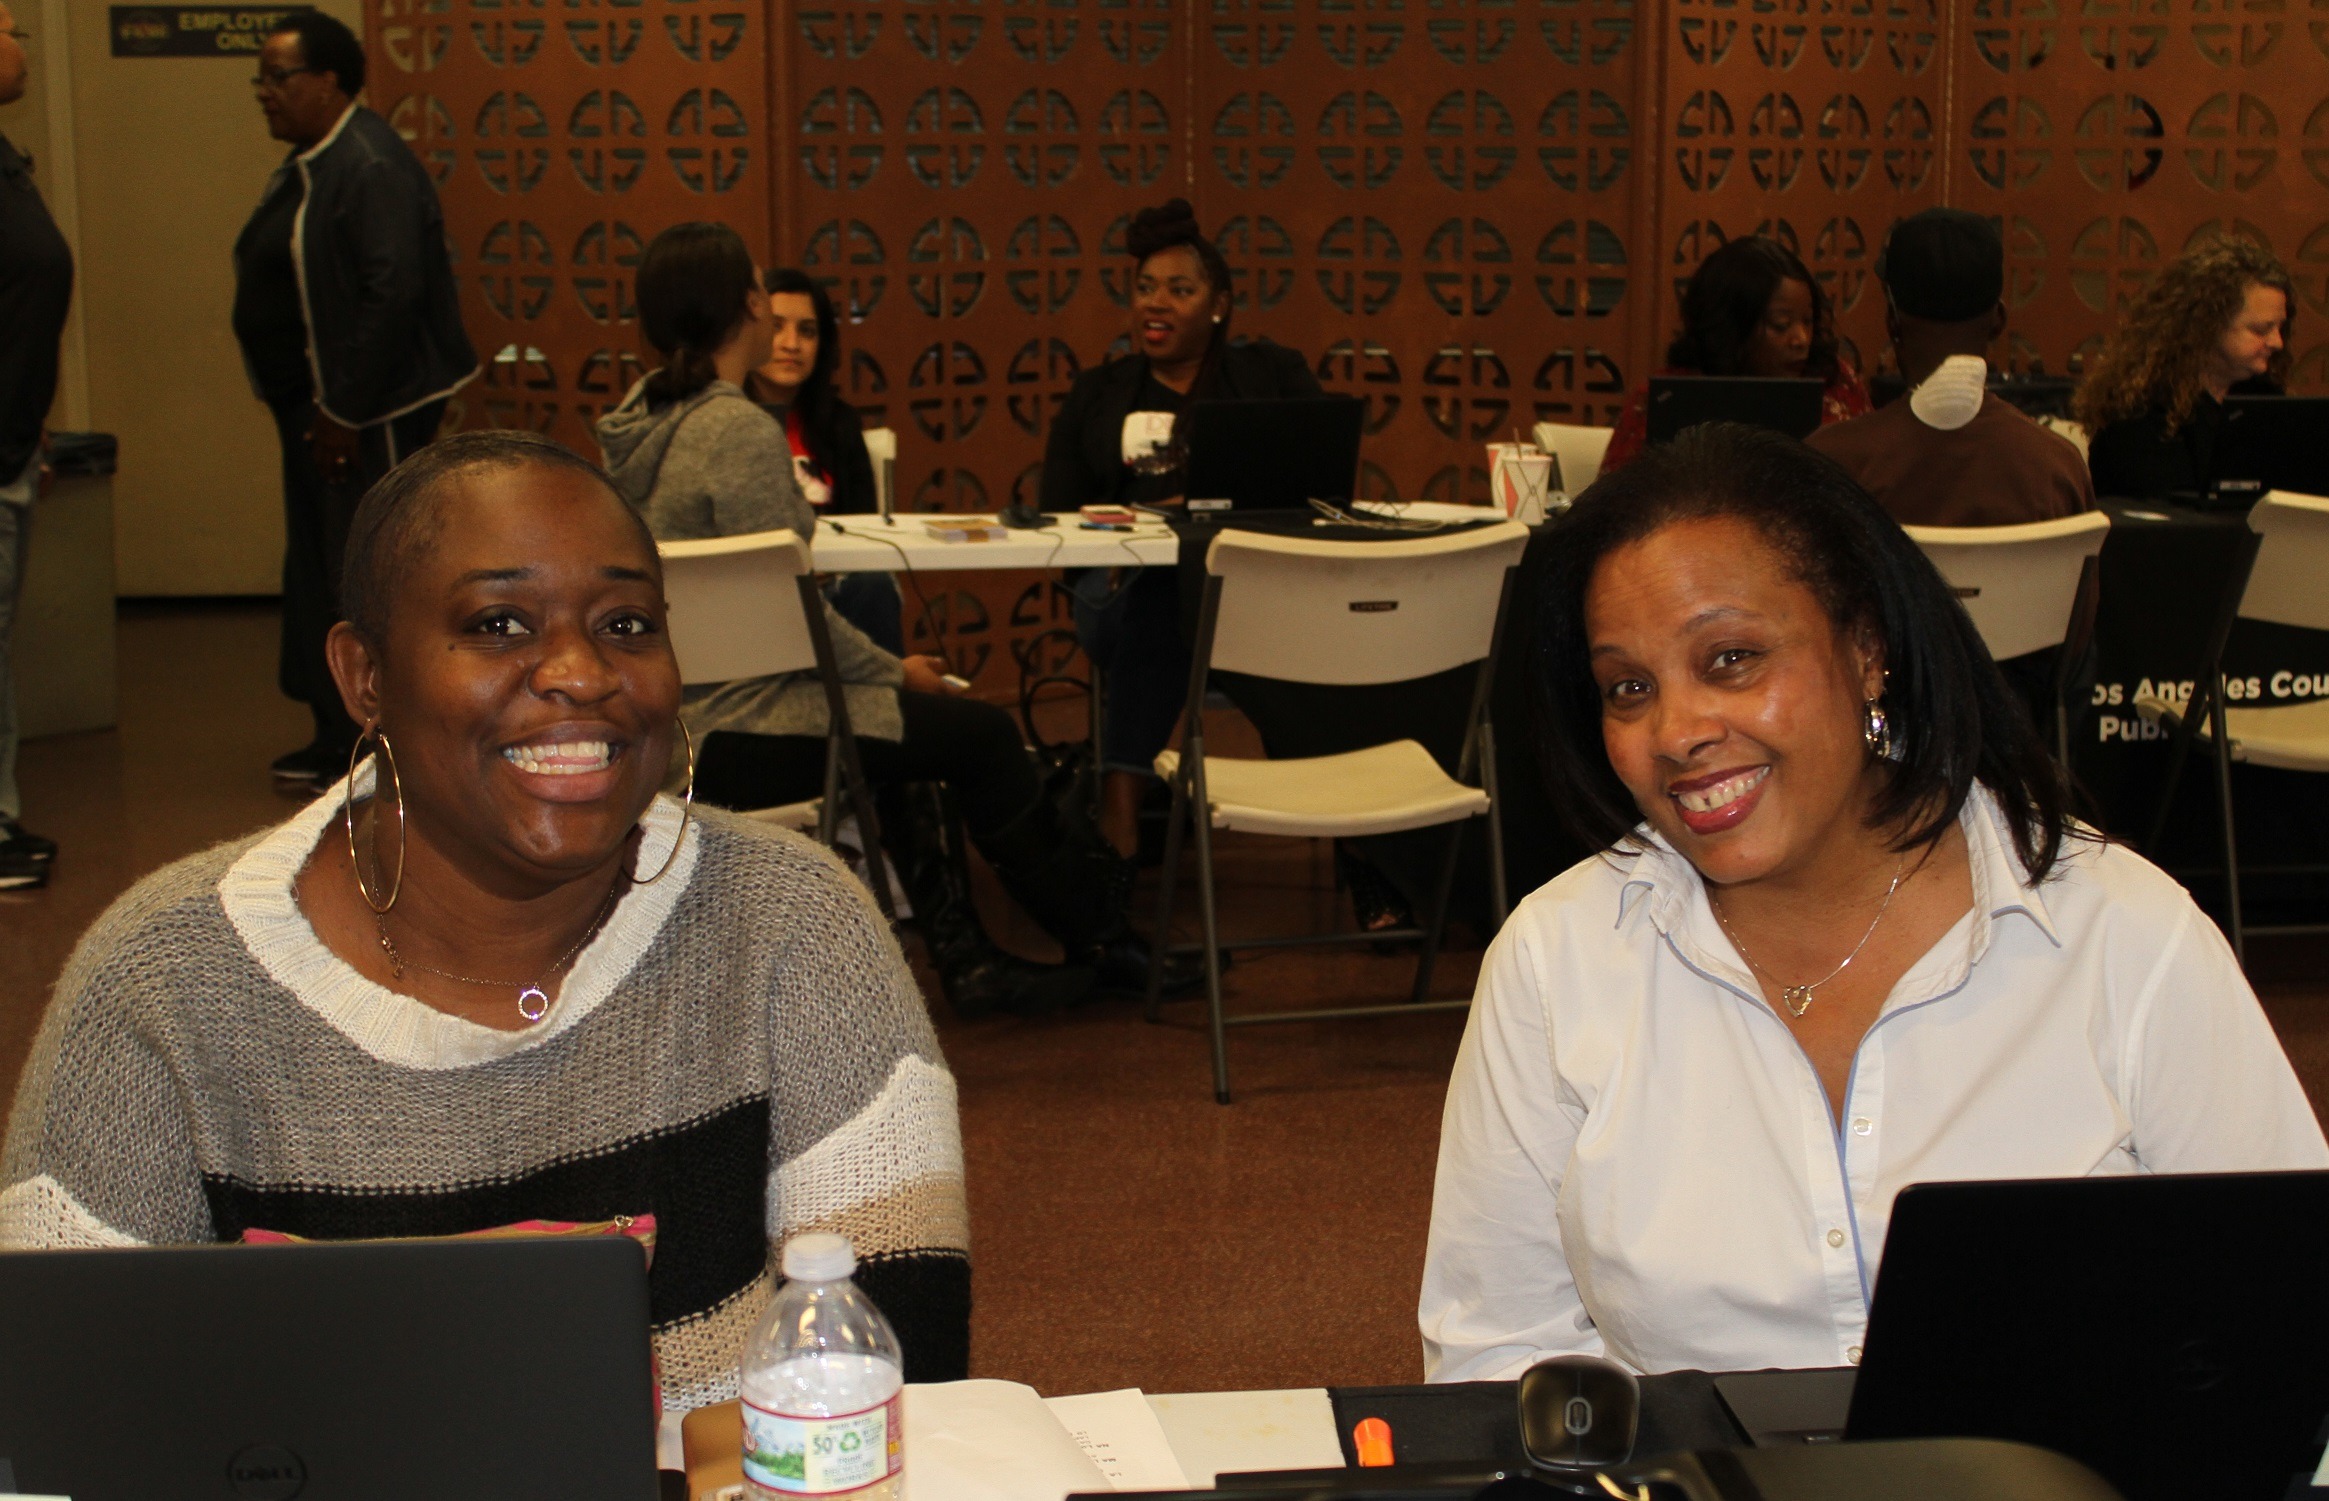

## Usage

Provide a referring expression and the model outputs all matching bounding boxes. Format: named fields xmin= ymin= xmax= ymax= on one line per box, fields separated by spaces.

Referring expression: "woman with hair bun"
xmin=1042 ymin=198 xmax=1323 ymax=855
xmin=2074 ymin=235 xmax=2294 ymax=499
xmin=1599 ymin=236 xmax=1868 ymax=473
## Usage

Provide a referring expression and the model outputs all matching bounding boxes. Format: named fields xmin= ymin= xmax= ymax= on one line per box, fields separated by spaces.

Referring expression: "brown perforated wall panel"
xmin=370 ymin=0 xmax=2329 ymax=696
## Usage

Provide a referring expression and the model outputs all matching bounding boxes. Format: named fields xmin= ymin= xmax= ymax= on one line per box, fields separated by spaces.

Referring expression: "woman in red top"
xmin=1601 ymin=237 xmax=1868 ymax=474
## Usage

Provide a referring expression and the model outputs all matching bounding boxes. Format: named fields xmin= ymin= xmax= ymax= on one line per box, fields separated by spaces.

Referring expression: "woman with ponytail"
xmin=1042 ymin=199 xmax=1323 ymax=856
xmin=598 ymin=222 xmax=1197 ymax=1017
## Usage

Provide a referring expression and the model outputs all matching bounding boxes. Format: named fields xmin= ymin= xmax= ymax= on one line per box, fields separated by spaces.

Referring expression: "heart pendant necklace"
xmin=1712 ymin=860 xmax=1905 ymax=1019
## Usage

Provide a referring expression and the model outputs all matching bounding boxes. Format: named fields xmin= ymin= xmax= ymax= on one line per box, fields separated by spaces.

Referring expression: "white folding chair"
xmin=658 ymin=528 xmax=896 ymax=920
xmin=2039 ymin=415 xmax=2091 ymax=461
xmin=2132 ymin=491 xmax=2329 ymax=960
xmin=1531 ymin=420 xmax=1614 ymax=495
xmin=863 ymin=427 xmax=898 ymax=516
xmin=1147 ymin=521 xmax=1532 ymax=1102
xmin=1904 ymin=510 xmax=2111 ymax=765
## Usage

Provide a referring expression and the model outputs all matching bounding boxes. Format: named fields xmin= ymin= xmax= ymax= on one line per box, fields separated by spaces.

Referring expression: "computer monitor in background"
xmin=0 ymin=1238 xmax=660 ymax=1501
xmin=1182 ymin=395 xmax=1365 ymax=513
xmin=2216 ymin=395 xmax=2329 ymax=498
xmin=1646 ymin=375 xmax=1826 ymax=446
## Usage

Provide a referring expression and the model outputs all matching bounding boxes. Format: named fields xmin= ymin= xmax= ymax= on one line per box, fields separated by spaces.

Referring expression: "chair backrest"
xmin=864 ymin=427 xmax=898 ymax=513
xmin=2241 ymin=490 xmax=2329 ymax=632
xmin=2038 ymin=414 xmax=2091 ymax=460
xmin=1532 ymin=421 xmax=1615 ymax=494
xmin=657 ymin=529 xmax=818 ymax=686
xmin=1204 ymin=522 xmax=1531 ymax=686
xmin=1902 ymin=510 xmax=2111 ymax=661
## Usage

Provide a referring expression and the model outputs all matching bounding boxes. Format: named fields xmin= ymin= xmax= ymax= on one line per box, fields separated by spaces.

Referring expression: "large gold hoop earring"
xmin=344 ymin=725 xmax=407 ymax=914
xmin=633 ymin=717 xmax=696 ymax=885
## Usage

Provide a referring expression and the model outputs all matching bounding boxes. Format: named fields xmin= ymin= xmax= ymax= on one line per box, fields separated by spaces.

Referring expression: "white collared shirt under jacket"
xmin=1420 ymin=788 xmax=2329 ymax=1381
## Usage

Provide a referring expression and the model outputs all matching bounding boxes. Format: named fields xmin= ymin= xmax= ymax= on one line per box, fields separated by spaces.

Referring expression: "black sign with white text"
xmin=109 ymin=6 xmax=314 ymax=57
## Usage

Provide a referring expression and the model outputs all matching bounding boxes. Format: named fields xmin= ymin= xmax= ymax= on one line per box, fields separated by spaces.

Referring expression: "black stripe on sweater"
xmin=201 ymin=1096 xmax=770 ymax=1328
xmin=857 ymin=1248 xmax=972 ymax=1383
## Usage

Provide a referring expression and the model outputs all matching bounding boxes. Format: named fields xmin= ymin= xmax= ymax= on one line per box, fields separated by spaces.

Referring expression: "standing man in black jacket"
xmin=0 ymin=0 xmax=73 ymax=889
xmin=233 ymin=12 xmax=476 ymax=784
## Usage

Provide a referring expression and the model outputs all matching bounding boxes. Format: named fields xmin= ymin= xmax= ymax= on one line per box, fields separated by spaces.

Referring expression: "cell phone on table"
xmin=1080 ymin=504 xmax=1138 ymax=526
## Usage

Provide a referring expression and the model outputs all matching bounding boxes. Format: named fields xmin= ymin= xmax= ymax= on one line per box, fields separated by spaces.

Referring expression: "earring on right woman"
xmin=343 ymin=723 xmax=407 ymax=915
xmin=1862 ymin=698 xmax=1895 ymax=761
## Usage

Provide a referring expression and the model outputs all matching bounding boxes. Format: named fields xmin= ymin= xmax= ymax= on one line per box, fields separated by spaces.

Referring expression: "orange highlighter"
xmin=1353 ymin=1416 xmax=1396 ymax=1468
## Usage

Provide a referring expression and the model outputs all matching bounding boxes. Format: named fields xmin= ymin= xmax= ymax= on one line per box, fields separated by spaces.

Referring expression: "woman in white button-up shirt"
xmin=1420 ymin=423 xmax=2327 ymax=1381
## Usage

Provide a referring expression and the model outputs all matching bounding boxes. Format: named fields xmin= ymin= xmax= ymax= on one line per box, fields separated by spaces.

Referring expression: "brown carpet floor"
xmin=3 ymin=601 xmax=2322 ymax=1398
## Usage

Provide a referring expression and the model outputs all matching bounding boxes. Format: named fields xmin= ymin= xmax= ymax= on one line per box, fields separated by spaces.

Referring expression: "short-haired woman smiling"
xmin=1419 ymin=424 xmax=2324 ymax=1380
xmin=2 ymin=432 xmax=971 ymax=1407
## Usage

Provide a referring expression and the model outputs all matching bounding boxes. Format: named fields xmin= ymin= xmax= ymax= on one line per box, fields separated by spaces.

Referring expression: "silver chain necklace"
xmin=1709 ymin=859 xmax=1906 ymax=1018
xmin=374 ymin=882 xmax=621 ymax=1022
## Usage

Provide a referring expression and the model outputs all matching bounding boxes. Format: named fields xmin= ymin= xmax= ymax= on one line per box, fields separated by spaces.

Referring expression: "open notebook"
xmin=682 ymin=1380 xmax=1345 ymax=1500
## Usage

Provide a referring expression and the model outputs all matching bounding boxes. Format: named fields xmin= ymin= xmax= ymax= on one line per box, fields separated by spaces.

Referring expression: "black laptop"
xmin=1646 ymin=375 xmax=1825 ymax=445
xmin=1181 ymin=395 xmax=1365 ymax=513
xmin=2214 ymin=395 xmax=2329 ymax=500
xmin=0 ymin=1237 xmax=660 ymax=1500
xmin=1721 ymin=1172 xmax=2329 ymax=1501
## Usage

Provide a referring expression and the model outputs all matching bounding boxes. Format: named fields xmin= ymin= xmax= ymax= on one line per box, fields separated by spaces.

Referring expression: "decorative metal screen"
xmin=372 ymin=0 xmax=2329 ymax=694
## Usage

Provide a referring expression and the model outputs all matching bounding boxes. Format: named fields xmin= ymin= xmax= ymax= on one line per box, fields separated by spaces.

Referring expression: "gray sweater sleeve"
xmin=686 ymin=402 xmax=905 ymax=692
xmin=1 ymin=857 xmax=225 ymax=1247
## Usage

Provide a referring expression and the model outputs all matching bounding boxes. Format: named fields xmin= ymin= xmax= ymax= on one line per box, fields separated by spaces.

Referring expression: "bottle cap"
xmin=781 ymin=1232 xmax=857 ymax=1283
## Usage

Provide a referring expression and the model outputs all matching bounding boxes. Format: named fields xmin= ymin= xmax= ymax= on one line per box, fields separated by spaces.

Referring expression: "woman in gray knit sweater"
xmin=594 ymin=222 xmax=1197 ymax=1017
xmin=1 ymin=432 xmax=970 ymax=1407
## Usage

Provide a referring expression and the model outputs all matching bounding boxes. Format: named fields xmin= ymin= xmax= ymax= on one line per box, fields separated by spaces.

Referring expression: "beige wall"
xmin=1 ymin=0 xmax=359 ymax=597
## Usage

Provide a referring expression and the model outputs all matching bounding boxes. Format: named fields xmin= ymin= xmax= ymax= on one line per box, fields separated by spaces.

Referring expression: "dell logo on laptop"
xmin=227 ymin=1442 xmax=307 ymax=1500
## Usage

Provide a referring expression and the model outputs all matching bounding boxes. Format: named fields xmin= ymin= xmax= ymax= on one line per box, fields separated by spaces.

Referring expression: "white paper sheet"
xmin=1144 ymin=1387 xmax=1344 ymax=1487
xmin=1044 ymin=1388 xmax=1192 ymax=1491
xmin=902 ymin=1379 xmax=1112 ymax=1501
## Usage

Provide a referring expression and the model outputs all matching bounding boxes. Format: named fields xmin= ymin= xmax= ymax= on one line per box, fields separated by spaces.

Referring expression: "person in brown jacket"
xmin=1810 ymin=210 xmax=2093 ymax=527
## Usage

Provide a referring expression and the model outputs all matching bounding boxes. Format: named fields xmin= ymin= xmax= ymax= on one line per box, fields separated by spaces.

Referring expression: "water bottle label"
xmin=742 ymin=1393 xmax=901 ymax=1496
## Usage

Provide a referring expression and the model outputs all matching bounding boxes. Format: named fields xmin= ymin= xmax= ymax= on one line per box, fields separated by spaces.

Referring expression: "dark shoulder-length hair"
xmin=637 ymin=222 xmax=758 ymax=407
xmin=760 ymin=267 xmax=854 ymax=463
xmin=1531 ymin=422 xmax=2072 ymax=882
xmin=1126 ymin=198 xmax=1234 ymax=393
xmin=1666 ymin=236 xmax=1843 ymax=383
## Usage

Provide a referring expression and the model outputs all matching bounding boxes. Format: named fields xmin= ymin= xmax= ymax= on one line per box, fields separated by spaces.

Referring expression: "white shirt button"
xmin=1851 ymin=1117 xmax=1873 ymax=1135
xmin=1847 ymin=1345 xmax=1863 ymax=1365
xmin=1826 ymin=1228 xmax=1846 ymax=1248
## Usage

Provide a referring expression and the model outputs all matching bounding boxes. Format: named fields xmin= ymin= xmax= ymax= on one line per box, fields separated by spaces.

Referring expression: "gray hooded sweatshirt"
xmin=597 ymin=378 xmax=905 ymax=742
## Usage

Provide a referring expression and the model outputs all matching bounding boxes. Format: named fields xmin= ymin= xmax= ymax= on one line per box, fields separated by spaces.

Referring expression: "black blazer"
xmin=1040 ymin=339 xmax=1321 ymax=511
xmin=236 ymin=107 xmax=479 ymax=427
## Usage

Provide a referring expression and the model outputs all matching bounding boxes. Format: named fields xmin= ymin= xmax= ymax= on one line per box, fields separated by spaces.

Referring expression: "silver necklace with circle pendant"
xmin=374 ymin=882 xmax=621 ymax=1022
xmin=1710 ymin=859 xmax=1906 ymax=1018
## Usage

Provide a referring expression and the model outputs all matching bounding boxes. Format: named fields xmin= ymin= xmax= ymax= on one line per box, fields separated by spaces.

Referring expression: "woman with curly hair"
xmin=2074 ymin=236 xmax=2294 ymax=499
xmin=1599 ymin=236 xmax=1869 ymax=473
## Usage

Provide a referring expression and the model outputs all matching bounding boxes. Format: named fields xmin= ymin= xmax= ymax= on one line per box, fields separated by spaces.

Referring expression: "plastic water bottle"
xmin=739 ymin=1233 xmax=905 ymax=1500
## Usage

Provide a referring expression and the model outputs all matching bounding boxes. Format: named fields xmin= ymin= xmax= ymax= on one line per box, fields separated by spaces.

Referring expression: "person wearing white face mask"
xmin=1809 ymin=210 xmax=2093 ymax=527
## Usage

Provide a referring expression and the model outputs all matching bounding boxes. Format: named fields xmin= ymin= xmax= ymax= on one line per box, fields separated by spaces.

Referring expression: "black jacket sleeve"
xmin=820 ymin=397 xmax=878 ymax=515
xmin=2087 ymin=411 xmax=2195 ymax=500
xmin=324 ymin=156 xmax=435 ymax=420
xmin=1234 ymin=340 xmax=1322 ymax=399
xmin=0 ymin=138 xmax=74 ymax=482
xmin=1040 ymin=365 xmax=1116 ymax=512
